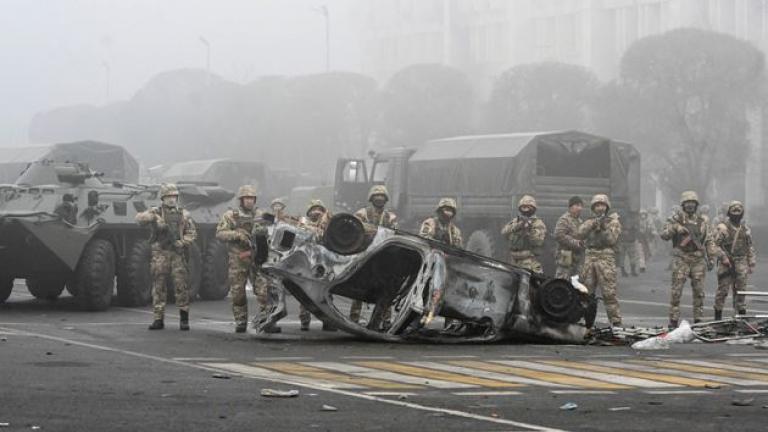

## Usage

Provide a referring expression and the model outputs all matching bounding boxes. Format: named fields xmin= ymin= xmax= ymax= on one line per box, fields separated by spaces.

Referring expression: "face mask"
xmin=162 ymin=196 xmax=178 ymax=207
xmin=438 ymin=209 xmax=454 ymax=223
xmin=683 ymin=203 xmax=697 ymax=214
xmin=372 ymin=197 xmax=387 ymax=208
xmin=729 ymin=213 xmax=743 ymax=224
xmin=520 ymin=209 xmax=535 ymax=217
xmin=309 ymin=210 xmax=323 ymax=222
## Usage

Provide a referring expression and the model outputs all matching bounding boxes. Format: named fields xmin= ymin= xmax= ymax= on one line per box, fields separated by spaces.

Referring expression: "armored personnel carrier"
xmin=0 ymin=160 xmax=233 ymax=310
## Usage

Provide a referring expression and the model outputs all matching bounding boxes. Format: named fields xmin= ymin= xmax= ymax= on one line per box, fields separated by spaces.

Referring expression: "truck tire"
xmin=26 ymin=278 xmax=65 ymax=301
xmin=466 ymin=229 xmax=502 ymax=260
xmin=200 ymin=239 xmax=229 ymax=300
xmin=0 ymin=275 xmax=13 ymax=303
xmin=117 ymin=241 xmax=152 ymax=307
xmin=74 ymin=238 xmax=116 ymax=311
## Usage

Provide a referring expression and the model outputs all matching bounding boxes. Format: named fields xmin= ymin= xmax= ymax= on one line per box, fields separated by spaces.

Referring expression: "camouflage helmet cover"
xmin=437 ymin=197 xmax=458 ymax=212
xmin=159 ymin=183 xmax=179 ymax=198
xmin=728 ymin=200 xmax=745 ymax=214
xmin=649 ymin=207 xmax=659 ymax=215
xmin=680 ymin=190 xmax=699 ymax=205
xmin=237 ymin=185 xmax=258 ymax=199
xmin=270 ymin=197 xmax=286 ymax=208
xmin=518 ymin=195 xmax=537 ymax=210
xmin=590 ymin=194 xmax=611 ymax=210
xmin=306 ymin=199 xmax=327 ymax=215
xmin=368 ymin=184 xmax=390 ymax=201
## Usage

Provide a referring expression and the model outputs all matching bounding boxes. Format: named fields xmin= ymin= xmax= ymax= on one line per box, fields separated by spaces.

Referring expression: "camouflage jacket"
xmin=419 ymin=217 xmax=463 ymax=248
xmin=577 ymin=213 xmax=621 ymax=252
xmin=299 ymin=212 xmax=332 ymax=238
xmin=660 ymin=212 xmax=721 ymax=257
xmin=715 ymin=220 xmax=756 ymax=266
xmin=136 ymin=205 xmax=197 ymax=251
xmin=554 ymin=212 xmax=583 ymax=252
xmin=501 ymin=215 xmax=546 ymax=255
xmin=354 ymin=205 xmax=398 ymax=229
xmin=215 ymin=206 xmax=268 ymax=252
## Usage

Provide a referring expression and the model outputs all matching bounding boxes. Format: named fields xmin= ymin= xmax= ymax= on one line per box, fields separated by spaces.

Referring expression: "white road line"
xmin=364 ymin=392 xmax=418 ymax=396
xmin=405 ymin=361 xmax=571 ymax=388
xmin=0 ymin=326 xmax=563 ymax=432
xmin=341 ymin=356 xmax=395 ymax=360
xmin=643 ymin=390 xmax=712 ymax=395
xmin=252 ymin=356 xmax=314 ymax=361
xmin=200 ymin=362 xmax=362 ymax=389
xmin=422 ymin=355 xmax=478 ymax=359
xmin=726 ymin=353 xmax=768 ymax=357
xmin=663 ymin=359 xmax=768 ymax=375
xmin=593 ymin=361 xmax=765 ymax=386
xmin=550 ymin=390 xmax=617 ymax=395
xmin=172 ymin=357 xmax=229 ymax=362
xmin=307 ymin=362 xmax=475 ymax=389
xmin=747 ymin=358 xmax=768 ymax=364
xmin=493 ymin=360 xmax=679 ymax=388
xmin=451 ymin=391 xmax=523 ymax=396
xmin=734 ymin=389 xmax=768 ymax=394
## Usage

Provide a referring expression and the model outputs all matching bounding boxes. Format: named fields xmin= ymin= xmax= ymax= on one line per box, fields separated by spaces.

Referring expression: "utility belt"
xmin=673 ymin=249 xmax=705 ymax=258
xmin=509 ymin=250 xmax=536 ymax=260
xmin=585 ymin=248 xmax=615 ymax=258
xmin=555 ymin=249 xmax=583 ymax=267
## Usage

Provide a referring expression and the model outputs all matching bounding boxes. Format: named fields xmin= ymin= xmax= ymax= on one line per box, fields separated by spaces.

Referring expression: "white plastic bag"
xmin=631 ymin=320 xmax=695 ymax=350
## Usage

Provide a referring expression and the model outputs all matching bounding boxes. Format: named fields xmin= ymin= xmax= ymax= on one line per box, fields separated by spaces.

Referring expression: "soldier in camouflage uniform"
xmin=714 ymin=201 xmax=756 ymax=320
xmin=637 ymin=209 xmax=656 ymax=265
xmin=616 ymin=212 xmax=642 ymax=277
xmin=660 ymin=191 xmax=723 ymax=327
xmin=216 ymin=185 xmax=274 ymax=333
xmin=501 ymin=195 xmax=546 ymax=273
xmin=300 ymin=199 xmax=336 ymax=331
xmin=554 ymin=196 xmax=585 ymax=279
xmin=576 ymin=194 xmax=623 ymax=327
xmin=419 ymin=198 xmax=463 ymax=248
xmin=136 ymin=184 xmax=197 ymax=331
xmin=350 ymin=185 xmax=399 ymax=326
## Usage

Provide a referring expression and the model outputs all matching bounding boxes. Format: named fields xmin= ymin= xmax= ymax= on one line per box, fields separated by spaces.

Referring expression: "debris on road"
xmin=320 ymin=405 xmax=338 ymax=412
xmin=559 ymin=402 xmax=578 ymax=411
xmin=211 ymin=373 xmax=231 ymax=379
xmin=0 ymin=422 xmax=9 ymax=427
xmin=732 ymin=398 xmax=755 ymax=407
xmin=631 ymin=321 xmax=695 ymax=350
xmin=260 ymin=389 xmax=299 ymax=398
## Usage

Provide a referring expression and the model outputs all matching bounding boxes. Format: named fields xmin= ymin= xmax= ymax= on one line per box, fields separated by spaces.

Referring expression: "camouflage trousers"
xmin=228 ymin=251 xmax=268 ymax=326
xmin=349 ymin=300 xmax=392 ymax=324
xmin=151 ymin=248 xmax=189 ymax=320
xmin=508 ymin=252 xmax=543 ymax=274
xmin=554 ymin=249 xmax=583 ymax=280
xmin=669 ymin=252 xmax=707 ymax=322
xmin=580 ymin=250 xmax=622 ymax=325
xmin=617 ymin=241 xmax=645 ymax=271
xmin=715 ymin=257 xmax=750 ymax=313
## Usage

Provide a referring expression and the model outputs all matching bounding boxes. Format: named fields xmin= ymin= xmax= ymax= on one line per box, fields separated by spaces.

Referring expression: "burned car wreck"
xmin=260 ymin=213 xmax=592 ymax=343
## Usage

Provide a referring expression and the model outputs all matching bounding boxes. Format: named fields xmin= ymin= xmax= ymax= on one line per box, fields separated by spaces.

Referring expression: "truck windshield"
xmin=371 ymin=160 xmax=389 ymax=183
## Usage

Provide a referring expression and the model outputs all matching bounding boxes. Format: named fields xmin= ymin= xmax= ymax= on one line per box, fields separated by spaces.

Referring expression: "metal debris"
xmin=320 ymin=405 xmax=338 ymax=412
xmin=559 ymin=402 xmax=578 ymax=411
xmin=260 ymin=389 xmax=299 ymax=398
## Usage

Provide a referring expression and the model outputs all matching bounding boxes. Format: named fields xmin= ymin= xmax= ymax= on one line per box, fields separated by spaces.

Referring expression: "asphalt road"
xmin=2 ymin=257 xmax=768 ymax=432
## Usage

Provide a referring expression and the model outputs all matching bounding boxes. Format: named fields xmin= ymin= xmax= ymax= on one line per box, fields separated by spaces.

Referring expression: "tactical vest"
xmin=152 ymin=207 xmax=183 ymax=249
xmin=672 ymin=215 xmax=704 ymax=253
xmin=366 ymin=206 xmax=391 ymax=228
xmin=721 ymin=222 xmax=751 ymax=257
xmin=432 ymin=219 xmax=453 ymax=245
xmin=233 ymin=208 xmax=255 ymax=234
xmin=584 ymin=218 xmax=612 ymax=250
xmin=508 ymin=216 xmax=541 ymax=254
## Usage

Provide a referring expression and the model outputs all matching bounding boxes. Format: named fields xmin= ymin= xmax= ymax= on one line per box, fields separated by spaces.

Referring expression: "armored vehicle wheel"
xmin=26 ymin=278 xmax=65 ymax=301
xmin=0 ymin=275 xmax=12 ymax=303
xmin=466 ymin=229 xmax=502 ymax=260
xmin=200 ymin=239 xmax=229 ymax=300
xmin=74 ymin=238 xmax=116 ymax=311
xmin=117 ymin=241 xmax=152 ymax=307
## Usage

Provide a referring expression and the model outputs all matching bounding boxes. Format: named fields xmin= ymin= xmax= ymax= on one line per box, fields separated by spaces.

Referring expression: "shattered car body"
xmin=262 ymin=213 xmax=590 ymax=343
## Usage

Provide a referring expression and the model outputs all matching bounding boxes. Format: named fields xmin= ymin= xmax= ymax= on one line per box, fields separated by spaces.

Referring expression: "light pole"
xmin=101 ymin=60 xmax=110 ymax=102
xmin=199 ymin=36 xmax=211 ymax=83
xmin=313 ymin=5 xmax=330 ymax=72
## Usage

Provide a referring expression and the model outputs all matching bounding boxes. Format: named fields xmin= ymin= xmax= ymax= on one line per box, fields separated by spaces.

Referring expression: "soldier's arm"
xmin=419 ymin=219 xmax=435 ymax=239
xmin=603 ymin=217 xmax=622 ymax=247
xmin=747 ymin=230 xmax=757 ymax=268
xmin=703 ymin=221 xmax=724 ymax=259
xmin=353 ymin=208 xmax=367 ymax=222
xmin=529 ymin=219 xmax=546 ymax=247
xmin=181 ymin=211 xmax=198 ymax=245
xmin=454 ymin=227 xmax=464 ymax=249
xmin=135 ymin=207 xmax=158 ymax=225
xmin=215 ymin=211 xmax=242 ymax=242
xmin=501 ymin=219 xmax=518 ymax=237
xmin=659 ymin=218 xmax=679 ymax=241
xmin=576 ymin=218 xmax=596 ymax=239
xmin=388 ymin=212 xmax=399 ymax=230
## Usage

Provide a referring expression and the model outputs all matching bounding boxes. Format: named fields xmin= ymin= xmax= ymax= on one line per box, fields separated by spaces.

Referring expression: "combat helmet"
xmin=518 ymin=195 xmax=537 ymax=210
xmin=590 ymin=194 xmax=611 ymax=210
xmin=270 ymin=197 xmax=286 ymax=208
xmin=437 ymin=197 xmax=458 ymax=213
xmin=649 ymin=207 xmax=659 ymax=215
xmin=680 ymin=190 xmax=699 ymax=205
xmin=368 ymin=184 xmax=390 ymax=202
xmin=237 ymin=185 xmax=258 ymax=199
xmin=728 ymin=200 xmax=745 ymax=215
xmin=306 ymin=199 xmax=327 ymax=216
xmin=159 ymin=183 xmax=179 ymax=198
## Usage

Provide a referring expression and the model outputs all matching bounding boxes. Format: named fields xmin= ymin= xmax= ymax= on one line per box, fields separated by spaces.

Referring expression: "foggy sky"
xmin=0 ymin=0 xmax=361 ymax=145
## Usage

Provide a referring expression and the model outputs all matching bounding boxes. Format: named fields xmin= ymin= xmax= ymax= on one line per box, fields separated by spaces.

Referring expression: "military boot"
xmin=714 ymin=309 xmax=722 ymax=321
xmin=148 ymin=319 xmax=164 ymax=330
xmin=668 ymin=320 xmax=678 ymax=330
xmin=630 ymin=265 xmax=638 ymax=277
xmin=235 ymin=323 xmax=247 ymax=333
xmin=620 ymin=267 xmax=629 ymax=277
xmin=179 ymin=310 xmax=190 ymax=331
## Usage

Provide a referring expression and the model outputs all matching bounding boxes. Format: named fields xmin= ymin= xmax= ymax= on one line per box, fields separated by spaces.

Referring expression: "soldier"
xmin=616 ymin=212 xmax=642 ymax=277
xmin=54 ymin=193 xmax=78 ymax=225
xmin=576 ymin=194 xmax=623 ymax=327
xmin=215 ymin=185 xmax=274 ymax=333
xmin=501 ymin=195 xmax=546 ymax=273
xmin=659 ymin=191 xmax=723 ymax=327
xmin=714 ymin=201 xmax=756 ymax=320
xmin=554 ymin=196 xmax=585 ymax=279
xmin=301 ymin=199 xmax=336 ymax=331
xmin=270 ymin=197 xmax=288 ymax=221
xmin=350 ymin=185 xmax=398 ymax=326
xmin=637 ymin=209 xmax=656 ymax=265
xmin=419 ymin=197 xmax=463 ymax=248
xmin=136 ymin=184 xmax=197 ymax=331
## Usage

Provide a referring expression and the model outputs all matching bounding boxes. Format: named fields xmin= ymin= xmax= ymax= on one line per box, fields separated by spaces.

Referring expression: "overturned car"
xmin=261 ymin=213 xmax=593 ymax=344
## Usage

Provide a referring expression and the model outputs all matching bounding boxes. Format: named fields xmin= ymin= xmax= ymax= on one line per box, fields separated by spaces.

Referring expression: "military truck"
xmin=334 ymin=131 xmax=641 ymax=274
xmin=0 ymin=161 xmax=232 ymax=309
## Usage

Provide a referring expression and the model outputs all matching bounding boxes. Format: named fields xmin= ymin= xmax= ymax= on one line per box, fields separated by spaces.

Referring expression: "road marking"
xmin=172 ymin=357 xmax=229 ymax=362
xmin=634 ymin=360 xmax=768 ymax=383
xmin=364 ymin=392 xmax=419 ymax=396
xmin=422 ymin=355 xmax=478 ymax=359
xmin=306 ymin=362 xmax=474 ymax=389
xmin=493 ymin=360 xmax=679 ymax=388
xmin=665 ymin=359 xmax=768 ymax=376
xmin=405 ymin=362 xmax=557 ymax=388
xmin=356 ymin=361 xmax=522 ymax=388
xmin=451 ymin=360 xmax=625 ymax=389
xmin=201 ymin=362 xmax=362 ymax=389
xmin=341 ymin=356 xmax=395 ymax=360
xmin=550 ymin=390 xmax=617 ymax=395
xmin=542 ymin=360 xmax=723 ymax=388
xmin=252 ymin=356 xmax=314 ymax=361
xmin=643 ymin=390 xmax=713 ymax=395
xmin=255 ymin=362 xmax=422 ymax=390
xmin=726 ymin=353 xmax=768 ymax=357
xmin=734 ymin=389 xmax=768 ymax=394
xmin=451 ymin=391 xmax=523 ymax=396
xmin=0 ymin=327 xmax=562 ymax=431
xmin=593 ymin=361 xmax=763 ymax=386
